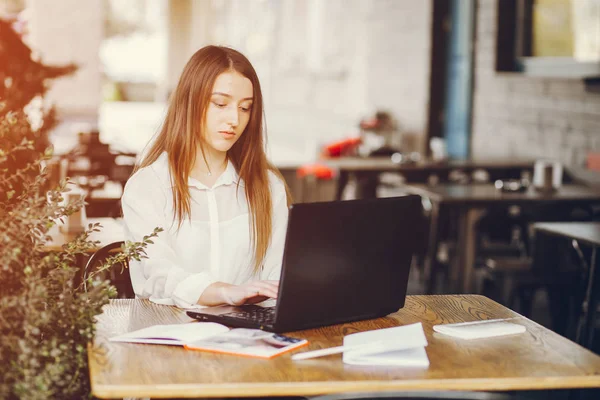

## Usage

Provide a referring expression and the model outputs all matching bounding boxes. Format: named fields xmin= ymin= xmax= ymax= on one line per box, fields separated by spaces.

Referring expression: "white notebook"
xmin=342 ymin=322 xmax=430 ymax=367
xmin=433 ymin=319 xmax=526 ymax=340
xmin=110 ymin=322 xmax=229 ymax=346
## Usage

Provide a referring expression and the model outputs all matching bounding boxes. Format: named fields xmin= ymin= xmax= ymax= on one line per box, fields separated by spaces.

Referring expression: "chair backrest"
xmin=309 ymin=391 xmax=525 ymax=400
xmin=83 ymin=241 xmax=135 ymax=299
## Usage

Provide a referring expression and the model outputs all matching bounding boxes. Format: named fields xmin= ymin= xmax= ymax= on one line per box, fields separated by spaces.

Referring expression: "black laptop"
xmin=186 ymin=195 xmax=424 ymax=333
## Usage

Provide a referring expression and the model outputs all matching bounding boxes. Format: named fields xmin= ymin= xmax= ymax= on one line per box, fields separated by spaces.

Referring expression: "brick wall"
xmin=198 ymin=0 xmax=433 ymax=160
xmin=472 ymin=0 xmax=600 ymax=167
xmin=367 ymin=0 xmax=432 ymax=153
xmin=26 ymin=0 xmax=103 ymax=119
xmin=24 ymin=0 xmax=434 ymax=159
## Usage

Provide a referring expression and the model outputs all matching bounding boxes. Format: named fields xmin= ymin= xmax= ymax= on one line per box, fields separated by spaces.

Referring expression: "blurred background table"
xmin=277 ymin=156 xmax=537 ymax=203
xmin=533 ymin=222 xmax=600 ymax=349
xmin=327 ymin=157 xmax=536 ymax=200
xmin=44 ymin=217 xmax=125 ymax=252
xmin=402 ymin=184 xmax=600 ymax=294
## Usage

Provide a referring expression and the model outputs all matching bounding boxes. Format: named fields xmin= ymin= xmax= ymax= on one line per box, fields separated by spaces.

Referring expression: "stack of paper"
xmin=342 ymin=322 xmax=430 ymax=367
xmin=110 ymin=322 xmax=229 ymax=346
xmin=433 ymin=318 xmax=526 ymax=340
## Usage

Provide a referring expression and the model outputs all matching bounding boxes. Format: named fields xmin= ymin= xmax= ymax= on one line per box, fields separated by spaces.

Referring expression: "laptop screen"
xmin=272 ymin=195 xmax=424 ymax=332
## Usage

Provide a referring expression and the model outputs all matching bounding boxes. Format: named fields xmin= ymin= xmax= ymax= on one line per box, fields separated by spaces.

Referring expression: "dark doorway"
xmin=427 ymin=0 xmax=476 ymax=160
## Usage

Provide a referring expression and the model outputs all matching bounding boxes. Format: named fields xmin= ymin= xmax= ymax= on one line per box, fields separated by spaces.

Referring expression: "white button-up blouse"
xmin=121 ymin=152 xmax=289 ymax=308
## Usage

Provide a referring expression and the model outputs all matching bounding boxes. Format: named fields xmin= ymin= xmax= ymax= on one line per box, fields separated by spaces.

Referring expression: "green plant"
xmin=0 ymin=18 xmax=161 ymax=399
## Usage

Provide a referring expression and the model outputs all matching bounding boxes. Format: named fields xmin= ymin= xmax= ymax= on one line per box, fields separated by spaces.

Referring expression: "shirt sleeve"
xmin=260 ymin=175 xmax=289 ymax=281
xmin=122 ymin=168 xmax=216 ymax=308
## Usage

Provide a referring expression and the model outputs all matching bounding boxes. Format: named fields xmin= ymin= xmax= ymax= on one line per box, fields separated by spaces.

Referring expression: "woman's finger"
xmin=252 ymin=280 xmax=280 ymax=291
xmin=247 ymin=282 xmax=278 ymax=297
xmin=244 ymin=285 xmax=277 ymax=299
xmin=243 ymin=281 xmax=275 ymax=292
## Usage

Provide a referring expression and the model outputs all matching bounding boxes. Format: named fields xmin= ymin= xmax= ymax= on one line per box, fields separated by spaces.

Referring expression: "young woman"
xmin=121 ymin=46 xmax=291 ymax=308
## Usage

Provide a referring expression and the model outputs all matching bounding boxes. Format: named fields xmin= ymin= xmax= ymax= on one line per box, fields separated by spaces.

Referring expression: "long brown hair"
xmin=137 ymin=45 xmax=291 ymax=273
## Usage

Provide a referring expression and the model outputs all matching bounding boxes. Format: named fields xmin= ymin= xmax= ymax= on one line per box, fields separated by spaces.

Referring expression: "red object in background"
xmin=359 ymin=118 xmax=379 ymax=130
xmin=322 ymin=137 xmax=361 ymax=158
xmin=296 ymin=164 xmax=336 ymax=180
xmin=587 ymin=153 xmax=600 ymax=171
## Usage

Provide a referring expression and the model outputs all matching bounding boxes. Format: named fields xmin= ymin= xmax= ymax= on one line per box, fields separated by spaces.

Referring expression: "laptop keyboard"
xmin=222 ymin=305 xmax=276 ymax=324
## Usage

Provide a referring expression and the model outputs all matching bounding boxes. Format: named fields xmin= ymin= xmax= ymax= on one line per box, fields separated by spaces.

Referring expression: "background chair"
xmin=83 ymin=241 xmax=135 ymax=298
xmin=475 ymin=204 xmax=594 ymax=326
xmin=474 ymin=207 xmax=530 ymax=261
xmin=308 ymin=390 xmax=527 ymax=400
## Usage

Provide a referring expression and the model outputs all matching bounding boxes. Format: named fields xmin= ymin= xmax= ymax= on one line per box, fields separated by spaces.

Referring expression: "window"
xmin=497 ymin=0 xmax=600 ymax=79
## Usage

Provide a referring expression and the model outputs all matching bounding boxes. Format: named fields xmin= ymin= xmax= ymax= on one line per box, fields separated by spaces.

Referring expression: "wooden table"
xmin=278 ymin=157 xmax=535 ymax=201
xmin=44 ymin=217 xmax=124 ymax=252
xmin=89 ymin=295 xmax=600 ymax=399
xmin=403 ymin=184 xmax=600 ymax=293
xmin=278 ymin=156 xmax=533 ymax=171
xmin=323 ymin=157 xmax=533 ymax=174
xmin=534 ymin=222 xmax=600 ymax=349
xmin=535 ymin=222 xmax=600 ymax=248
xmin=321 ymin=157 xmax=535 ymax=200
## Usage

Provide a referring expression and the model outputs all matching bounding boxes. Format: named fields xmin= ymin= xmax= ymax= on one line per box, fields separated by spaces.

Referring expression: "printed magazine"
xmin=185 ymin=328 xmax=308 ymax=358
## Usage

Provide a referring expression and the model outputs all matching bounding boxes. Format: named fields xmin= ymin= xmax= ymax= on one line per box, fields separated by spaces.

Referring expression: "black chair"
xmin=83 ymin=241 xmax=135 ymax=298
xmin=474 ymin=206 xmax=531 ymax=261
xmin=475 ymin=204 xmax=593 ymax=322
xmin=308 ymin=391 xmax=527 ymax=400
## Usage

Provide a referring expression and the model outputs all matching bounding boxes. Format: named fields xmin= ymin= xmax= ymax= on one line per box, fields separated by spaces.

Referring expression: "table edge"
xmin=91 ymin=376 xmax=600 ymax=399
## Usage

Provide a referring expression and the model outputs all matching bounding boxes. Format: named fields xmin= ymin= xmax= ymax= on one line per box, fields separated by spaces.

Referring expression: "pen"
xmin=291 ymin=340 xmax=387 ymax=361
xmin=441 ymin=317 xmax=521 ymax=327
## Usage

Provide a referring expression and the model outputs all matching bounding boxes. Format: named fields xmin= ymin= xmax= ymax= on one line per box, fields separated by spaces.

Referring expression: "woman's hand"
xmin=198 ymin=280 xmax=279 ymax=306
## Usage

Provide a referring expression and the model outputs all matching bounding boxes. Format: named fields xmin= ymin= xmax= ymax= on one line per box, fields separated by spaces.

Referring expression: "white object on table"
xmin=292 ymin=322 xmax=430 ymax=367
xmin=433 ymin=318 xmax=526 ymax=339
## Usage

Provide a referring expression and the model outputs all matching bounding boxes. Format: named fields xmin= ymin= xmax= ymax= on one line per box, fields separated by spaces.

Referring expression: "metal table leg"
xmin=425 ymin=202 xmax=441 ymax=294
xmin=453 ymin=207 xmax=485 ymax=293
xmin=577 ymin=245 xmax=599 ymax=348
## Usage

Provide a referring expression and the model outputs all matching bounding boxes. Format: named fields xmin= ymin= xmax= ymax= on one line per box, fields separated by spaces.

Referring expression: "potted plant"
xmin=0 ymin=18 xmax=159 ymax=399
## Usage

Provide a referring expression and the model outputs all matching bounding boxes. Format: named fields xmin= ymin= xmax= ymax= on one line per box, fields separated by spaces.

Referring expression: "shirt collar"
xmin=187 ymin=159 xmax=241 ymax=190
xmin=152 ymin=152 xmax=242 ymax=190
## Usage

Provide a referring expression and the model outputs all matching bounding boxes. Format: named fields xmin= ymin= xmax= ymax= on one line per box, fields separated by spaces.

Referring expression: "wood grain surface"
xmin=89 ymin=295 xmax=600 ymax=399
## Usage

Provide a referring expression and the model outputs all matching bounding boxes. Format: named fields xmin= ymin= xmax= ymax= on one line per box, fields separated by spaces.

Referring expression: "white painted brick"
xmin=590 ymin=133 xmax=600 ymax=150
xmin=538 ymin=110 xmax=573 ymax=131
xmin=27 ymin=0 xmax=103 ymax=116
xmin=584 ymin=97 xmax=600 ymax=115
xmin=471 ymin=0 xmax=600 ymax=163
xmin=556 ymin=98 xmax=587 ymax=113
xmin=569 ymin=117 xmax=600 ymax=134
xmin=546 ymin=80 xmax=586 ymax=95
xmin=565 ymin=133 xmax=590 ymax=149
